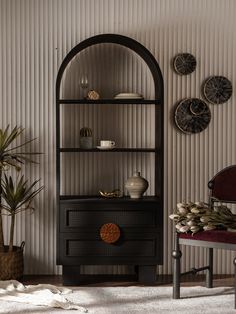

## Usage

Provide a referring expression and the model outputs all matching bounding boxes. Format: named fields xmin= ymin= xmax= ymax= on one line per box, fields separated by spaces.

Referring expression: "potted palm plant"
xmin=0 ymin=125 xmax=42 ymax=279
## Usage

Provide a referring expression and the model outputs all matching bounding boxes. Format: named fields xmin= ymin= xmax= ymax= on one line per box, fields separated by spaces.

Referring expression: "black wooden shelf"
xmin=58 ymin=99 xmax=160 ymax=105
xmin=60 ymin=148 xmax=157 ymax=153
xmin=60 ymin=195 xmax=161 ymax=203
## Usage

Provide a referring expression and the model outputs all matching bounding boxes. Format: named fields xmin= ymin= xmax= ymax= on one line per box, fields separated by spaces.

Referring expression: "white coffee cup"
xmin=100 ymin=140 xmax=115 ymax=147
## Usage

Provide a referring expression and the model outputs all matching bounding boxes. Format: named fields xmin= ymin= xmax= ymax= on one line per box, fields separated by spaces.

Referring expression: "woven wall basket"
xmin=0 ymin=242 xmax=25 ymax=280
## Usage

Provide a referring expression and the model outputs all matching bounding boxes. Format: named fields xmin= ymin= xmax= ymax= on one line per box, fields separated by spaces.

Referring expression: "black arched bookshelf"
xmin=56 ymin=34 xmax=164 ymax=284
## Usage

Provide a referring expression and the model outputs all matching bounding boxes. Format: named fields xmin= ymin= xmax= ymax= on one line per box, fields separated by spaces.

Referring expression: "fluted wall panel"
xmin=0 ymin=0 xmax=236 ymax=275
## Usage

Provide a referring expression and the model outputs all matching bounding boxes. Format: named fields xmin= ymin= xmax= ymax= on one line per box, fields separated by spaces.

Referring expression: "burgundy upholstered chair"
xmin=172 ymin=165 xmax=236 ymax=308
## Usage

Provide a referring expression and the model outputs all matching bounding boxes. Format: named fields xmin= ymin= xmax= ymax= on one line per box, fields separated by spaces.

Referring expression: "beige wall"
xmin=0 ymin=0 xmax=236 ymax=274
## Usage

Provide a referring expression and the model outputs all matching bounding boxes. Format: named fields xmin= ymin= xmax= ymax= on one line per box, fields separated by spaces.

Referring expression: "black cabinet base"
xmin=63 ymin=266 xmax=81 ymax=285
xmin=62 ymin=265 xmax=157 ymax=285
xmin=137 ymin=265 xmax=157 ymax=283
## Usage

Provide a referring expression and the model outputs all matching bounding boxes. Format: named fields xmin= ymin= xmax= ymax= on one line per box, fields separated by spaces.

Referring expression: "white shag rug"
xmin=0 ymin=280 xmax=235 ymax=314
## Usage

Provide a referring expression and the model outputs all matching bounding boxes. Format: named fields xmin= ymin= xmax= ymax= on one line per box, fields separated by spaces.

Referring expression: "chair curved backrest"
xmin=208 ymin=165 xmax=236 ymax=203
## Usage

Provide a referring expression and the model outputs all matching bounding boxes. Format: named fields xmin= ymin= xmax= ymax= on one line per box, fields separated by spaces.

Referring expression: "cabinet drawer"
xmin=67 ymin=239 xmax=155 ymax=257
xmin=60 ymin=203 xmax=160 ymax=231
xmin=58 ymin=232 xmax=162 ymax=264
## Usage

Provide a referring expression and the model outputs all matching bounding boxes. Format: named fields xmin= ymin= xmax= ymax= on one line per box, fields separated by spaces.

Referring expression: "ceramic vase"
xmin=125 ymin=171 xmax=149 ymax=199
xmin=80 ymin=136 xmax=93 ymax=149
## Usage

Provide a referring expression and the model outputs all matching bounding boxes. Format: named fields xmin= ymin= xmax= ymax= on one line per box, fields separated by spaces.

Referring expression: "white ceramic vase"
xmin=125 ymin=171 xmax=149 ymax=199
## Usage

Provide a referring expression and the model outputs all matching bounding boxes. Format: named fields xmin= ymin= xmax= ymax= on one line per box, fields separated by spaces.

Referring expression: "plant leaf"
xmin=0 ymin=126 xmax=41 ymax=170
xmin=1 ymin=175 xmax=43 ymax=213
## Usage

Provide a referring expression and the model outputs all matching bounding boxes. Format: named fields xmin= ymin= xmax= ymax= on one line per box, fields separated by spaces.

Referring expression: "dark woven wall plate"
xmin=173 ymin=53 xmax=197 ymax=75
xmin=203 ymin=76 xmax=232 ymax=104
xmin=175 ymin=98 xmax=211 ymax=134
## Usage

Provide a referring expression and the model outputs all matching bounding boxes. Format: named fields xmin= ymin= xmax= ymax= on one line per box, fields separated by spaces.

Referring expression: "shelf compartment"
xmin=60 ymin=152 xmax=156 ymax=196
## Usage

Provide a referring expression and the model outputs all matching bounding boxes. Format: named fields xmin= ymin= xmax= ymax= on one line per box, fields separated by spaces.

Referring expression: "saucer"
xmin=97 ymin=145 xmax=115 ymax=150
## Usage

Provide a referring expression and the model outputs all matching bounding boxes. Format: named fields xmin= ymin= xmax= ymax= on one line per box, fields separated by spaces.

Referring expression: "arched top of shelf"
xmin=56 ymin=33 xmax=163 ymax=102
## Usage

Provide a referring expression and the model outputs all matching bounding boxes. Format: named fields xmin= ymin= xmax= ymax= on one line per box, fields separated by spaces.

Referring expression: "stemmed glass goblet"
xmin=80 ymin=75 xmax=89 ymax=98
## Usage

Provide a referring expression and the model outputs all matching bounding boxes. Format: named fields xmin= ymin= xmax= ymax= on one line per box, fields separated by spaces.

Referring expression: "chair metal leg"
xmin=233 ymin=257 xmax=236 ymax=309
xmin=206 ymin=247 xmax=213 ymax=288
xmin=172 ymin=232 xmax=182 ymax=299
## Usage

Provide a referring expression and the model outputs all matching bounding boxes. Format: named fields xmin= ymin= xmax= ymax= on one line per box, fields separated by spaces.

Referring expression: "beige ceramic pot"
xmin=125 ymin=171 xmax=149 ymax=199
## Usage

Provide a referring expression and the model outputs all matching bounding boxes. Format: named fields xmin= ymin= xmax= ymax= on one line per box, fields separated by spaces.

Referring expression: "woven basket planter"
xmin=0 ymin=242 xmax=25 ymax=280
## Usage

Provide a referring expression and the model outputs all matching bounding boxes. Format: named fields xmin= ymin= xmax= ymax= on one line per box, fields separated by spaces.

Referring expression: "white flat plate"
xmin=114 ymin=93 xmax=143 ymax=99
xmin=114 ymin=96 xmax=144 ymax=99
xmin=97 ymin=146 xmax=115 ymax=150
xmin=116 ymin=93 xmax=141 ymax=97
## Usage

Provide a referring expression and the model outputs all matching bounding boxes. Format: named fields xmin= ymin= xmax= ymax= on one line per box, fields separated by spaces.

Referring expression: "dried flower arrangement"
xmin=169 ymin=201 xmax=236 ymax=234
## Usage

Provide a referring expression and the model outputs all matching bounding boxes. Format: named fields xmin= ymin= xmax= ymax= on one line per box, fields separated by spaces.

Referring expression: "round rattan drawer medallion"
xmin=100 ymin=223 xmax=121 ymax=244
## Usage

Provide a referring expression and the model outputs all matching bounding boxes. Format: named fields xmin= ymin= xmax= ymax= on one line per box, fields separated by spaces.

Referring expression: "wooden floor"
xmin=21 ymin=274 xmax=234 ymax=287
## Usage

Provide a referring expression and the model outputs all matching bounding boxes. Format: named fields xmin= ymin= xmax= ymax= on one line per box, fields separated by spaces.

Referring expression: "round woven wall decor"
xmin=203 ymin=76 xmax=232 ymax=104
xmin=175 ymin=98 xmax=211 ymax=134
xmin=173 ymin=53 xmax=197 ymax=75
xmin=100 ymin=223 xmax=120 ymax=244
